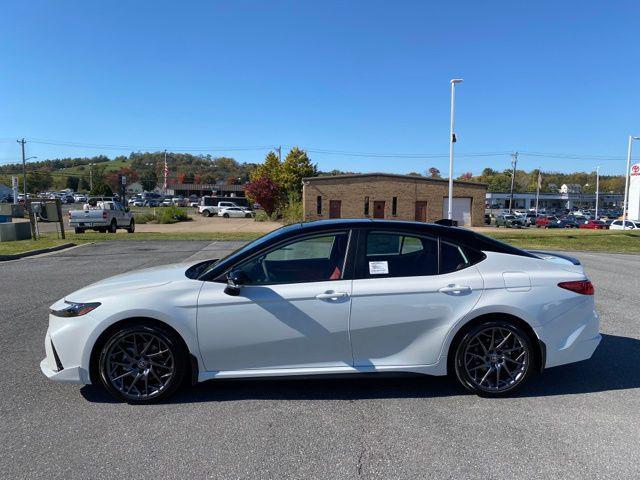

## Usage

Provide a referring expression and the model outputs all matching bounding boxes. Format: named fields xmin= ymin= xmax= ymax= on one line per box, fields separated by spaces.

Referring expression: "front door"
xmin=329 ymin=200 xmax=341 ymax=218
xmin=414 ymin=201 xmax=427 ymax=222
xmin=197 ymin=231 xmax=353 ymax=371
xmin=373 ymin=201 xmax=385 ymax=218
xmin=349 ymin=230 xmax=483 ymax=367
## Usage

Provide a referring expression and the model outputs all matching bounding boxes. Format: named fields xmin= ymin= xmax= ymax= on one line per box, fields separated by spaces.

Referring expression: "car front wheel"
xmin=202 ymin=209 xmax=211 ymax=217
xmin=98 ymin=324 xmax=186 ymax=403
xmin=452 ymin=321 xmax=534 ymax=397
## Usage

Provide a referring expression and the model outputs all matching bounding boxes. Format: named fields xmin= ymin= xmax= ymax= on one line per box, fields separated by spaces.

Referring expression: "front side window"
xmin=362 ymin=232 xmax=437 ymax=278
xmin=235 ymin=232 xmax=349 ymax=284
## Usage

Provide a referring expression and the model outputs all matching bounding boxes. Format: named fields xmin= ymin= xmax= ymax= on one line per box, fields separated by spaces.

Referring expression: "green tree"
xmin=79 ymin=178 xmax=90 ymax=191
xmin=66 ymin=176 xmax=80 ymax=191
xmin=90 ymin=182 xmax=113 ymax=197
xmin=251 ymin=151 xmax=284 ymax=184
xmin=26 ymin=171 xmax=53 ymax=192
xmin=281 ymin=147 xmax=317 ymax=200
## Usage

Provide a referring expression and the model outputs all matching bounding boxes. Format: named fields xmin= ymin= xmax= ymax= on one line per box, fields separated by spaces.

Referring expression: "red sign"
xmin=632 ymin=164 xmax=640 ymax=176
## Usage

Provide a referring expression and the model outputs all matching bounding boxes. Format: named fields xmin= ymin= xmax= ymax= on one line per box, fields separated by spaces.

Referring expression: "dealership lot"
xmin=1 ymin=241 xmax=639 ymax=479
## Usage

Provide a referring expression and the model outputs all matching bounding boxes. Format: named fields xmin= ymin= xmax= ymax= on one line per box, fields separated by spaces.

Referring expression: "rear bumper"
xmin=541 ymin=309 xmax=601 ymax=369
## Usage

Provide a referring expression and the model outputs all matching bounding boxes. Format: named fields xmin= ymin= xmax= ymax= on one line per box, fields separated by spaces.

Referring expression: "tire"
xmin=97 ymin=323 xmax=186 ymax=403
xmin=127 ymin=219 xmax=135 ymax=233
xmin=109 ymin=220 xmax=117 ymax=233
xmin=202 ymin=209 xmax=211 ymax=217
xmin=74 ymin=228 xmax=84 ymax=234
xmin=452 ymin=320 xmax=534 ymax=397
xmin=245 ymin=213 xmax=252 ymax=218
xmin=223 ymin=213 xmax=230 ymax=218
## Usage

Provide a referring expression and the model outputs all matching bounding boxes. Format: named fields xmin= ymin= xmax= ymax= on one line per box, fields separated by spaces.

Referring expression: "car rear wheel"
xmin=452 ymin=321 xmax=534 ymax=397
xmin=74 ymin=228 xmax=84 ymax=234
xmin=202 ymin=209 xmax=211 ymax=217
xmin=245 ymin=213 xmax=252 ymax=218
xmin=98 ymin=324 xmax=186 ymax=403
xmin=109 ymin=220 xmax=117 ymax=233
xmin=223 ymin=213 xmax=229 ymax=218
xmin=127 ymin=219 xmax=135 ymax=233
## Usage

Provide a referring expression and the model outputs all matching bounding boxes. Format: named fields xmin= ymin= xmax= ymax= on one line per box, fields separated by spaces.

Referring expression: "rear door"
xmin=349 ymin=229 xmax=483 ymax=367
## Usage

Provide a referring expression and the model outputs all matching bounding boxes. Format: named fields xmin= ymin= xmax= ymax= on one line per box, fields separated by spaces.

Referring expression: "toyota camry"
xmin=41 ymin=219 xmax=601 ymax=402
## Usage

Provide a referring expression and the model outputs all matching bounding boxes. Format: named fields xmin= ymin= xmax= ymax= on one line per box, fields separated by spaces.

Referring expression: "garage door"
xmin=442 ymin=197 xmax=472 ymax=226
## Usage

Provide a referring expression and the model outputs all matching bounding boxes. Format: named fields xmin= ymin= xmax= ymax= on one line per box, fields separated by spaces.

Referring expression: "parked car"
xmin=68 ymin=199 xmax=135 ymax=234
xmin=495 ymin=214 xmax=524 ymax=228
xmin=218 ymin=206 xmax=254 ymax=218
xmin=609 ymin=220 xmax=640 ymax=230
xmin=547 ymin=218 xmax=580 ymax=229
xmin=578 ymin=220 xmax=609 ymax=230
xmin=73 ymin=194 xmax=88 ymax=203
xmin=199 ymin=201 xmax=239 ymax=217
xmin=128 ymin=197 xmax=144 ymax=207
xmin=535 ymin=215 xmax=558 ymax=228
xmin=144 ymin=199 xmax=160 ymax=207
xmin=161 ymin=197 xmax=174 ymax=207
xmin=40 ymin=219 xmax=600 ymax=403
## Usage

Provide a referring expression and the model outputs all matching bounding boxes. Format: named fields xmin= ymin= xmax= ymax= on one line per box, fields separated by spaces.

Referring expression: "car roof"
xmin=281 ymin=219 xmax=536 ymax=258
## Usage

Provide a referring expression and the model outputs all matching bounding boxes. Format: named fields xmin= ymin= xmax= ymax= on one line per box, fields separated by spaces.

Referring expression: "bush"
xmin=281 ymin=199 xmax=303 ymax=224
xmin=254 ymin=210 xmax=270 ymax=222
xmin=155 ymin=205 xmax=190 ymax=224
xmin=134 ymin=213 xmax=155 ymax=224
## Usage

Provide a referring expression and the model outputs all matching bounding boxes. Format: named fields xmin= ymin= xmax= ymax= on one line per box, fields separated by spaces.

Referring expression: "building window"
xmin=392 ymin=196 xmax=398 ymax=216
xmin=316 ymin=196 xmax=322 ymax=215
xmin=364 ymin=196 xmax=370 ymax=216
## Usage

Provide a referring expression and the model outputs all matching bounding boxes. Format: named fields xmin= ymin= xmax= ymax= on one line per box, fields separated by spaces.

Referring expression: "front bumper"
xmin=40 ymin=311 xmax=98 ymax=385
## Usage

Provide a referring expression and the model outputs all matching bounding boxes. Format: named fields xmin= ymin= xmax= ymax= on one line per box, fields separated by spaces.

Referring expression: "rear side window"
xmin=363 ymin=232 xmax=437 ymax=278
xmin=440 ymin=241 xmax=470 ymax=274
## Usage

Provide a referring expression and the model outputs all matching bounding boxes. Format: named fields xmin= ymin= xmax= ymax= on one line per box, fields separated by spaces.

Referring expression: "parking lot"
xmin=1 ymin=241 xmax=639 ymax=479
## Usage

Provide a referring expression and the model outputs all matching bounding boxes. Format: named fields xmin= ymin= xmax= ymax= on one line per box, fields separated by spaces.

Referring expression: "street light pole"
xmin=622 ymin=136 xmax=640 ymax=230
xmin=595 ymin=165 xmax=600 ymax=219
xmin=448 ymin=78 xmax=463 ymax=221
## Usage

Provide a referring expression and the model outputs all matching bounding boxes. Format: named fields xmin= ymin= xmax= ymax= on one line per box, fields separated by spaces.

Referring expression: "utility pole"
xmin=17 ymin=138 xmax=26 ymax=196
xmin=595 ymin=165 xmax=600 ymax=219
xmin=534 ymin=167 xmax=542 ymax=216
xmin=275 ymin=146 xmax=282 ymax=162
xmin=508 ymin=152 xmax=518 ymax=213
xmin=89 ymin=162 xmax=94 ymax=191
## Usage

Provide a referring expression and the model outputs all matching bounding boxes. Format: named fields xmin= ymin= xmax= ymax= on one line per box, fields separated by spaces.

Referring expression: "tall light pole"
xmin=622 ymin=136 xmax=640 ymax=230
xmin=595 ymin=165 xmax=600 ymax=219
xmin=447 ymin=78 xmax=463 ymax=221
xmin=508 ymin=152 xmax=518 ymax=213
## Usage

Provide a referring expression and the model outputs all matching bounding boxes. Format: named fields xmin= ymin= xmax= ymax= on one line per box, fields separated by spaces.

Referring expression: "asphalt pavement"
xmin=1 ymin=241 xmax=639 ymax=479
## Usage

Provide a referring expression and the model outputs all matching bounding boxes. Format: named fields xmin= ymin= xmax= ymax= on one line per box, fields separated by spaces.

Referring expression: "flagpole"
xmin=535 ymin=168 xmax=541 ymax=216
xmin=163 ymin=149 xmax=168 ymax=195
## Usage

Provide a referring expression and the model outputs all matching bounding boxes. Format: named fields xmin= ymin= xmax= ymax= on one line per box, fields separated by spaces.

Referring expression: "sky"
xmin=1 ymin=0 xmax=639 ymax=177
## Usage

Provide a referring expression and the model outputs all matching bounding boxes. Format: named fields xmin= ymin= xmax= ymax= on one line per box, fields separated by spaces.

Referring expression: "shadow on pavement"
xmin=80 ymin=333 xmax=639 ymax=404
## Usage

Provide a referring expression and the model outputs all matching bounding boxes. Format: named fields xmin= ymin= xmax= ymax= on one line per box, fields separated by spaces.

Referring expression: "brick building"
xmin=302 ymin=173 xmax=487 ymax=227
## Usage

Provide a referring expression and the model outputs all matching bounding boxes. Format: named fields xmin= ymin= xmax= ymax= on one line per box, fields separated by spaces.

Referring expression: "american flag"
xmin=163 ymin=151 xmax=168 ymax=192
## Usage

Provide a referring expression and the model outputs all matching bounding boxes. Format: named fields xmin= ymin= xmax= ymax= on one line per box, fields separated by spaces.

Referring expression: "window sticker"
xmin=369 ymin=261 xmax=389 ymax=275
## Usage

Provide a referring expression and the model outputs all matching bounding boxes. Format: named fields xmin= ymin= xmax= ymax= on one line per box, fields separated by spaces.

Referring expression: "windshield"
xmin=197 ymin=223 xmax=301 ymax=278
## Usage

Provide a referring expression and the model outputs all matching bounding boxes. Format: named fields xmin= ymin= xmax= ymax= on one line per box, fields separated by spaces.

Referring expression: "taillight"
xmin=102 ymin=211 xmax=108 ymax=219
xmin=558 ymin=280 xmax=594 ymax=295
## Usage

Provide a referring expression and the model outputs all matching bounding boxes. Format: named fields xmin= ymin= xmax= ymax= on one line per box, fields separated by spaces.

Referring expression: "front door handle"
xmin=439 ymin=284 xmax=472 ymax=294
xmin=315 ymin=291 xmax=349 ymax=300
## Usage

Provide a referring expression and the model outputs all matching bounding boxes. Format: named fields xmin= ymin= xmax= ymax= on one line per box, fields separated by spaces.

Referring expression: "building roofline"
xmin=302 ymin=172 xmax=487 ymax=187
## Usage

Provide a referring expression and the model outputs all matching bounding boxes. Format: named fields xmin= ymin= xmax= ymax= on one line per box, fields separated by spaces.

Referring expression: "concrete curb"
xmin=0 ymin=242 xmax=76 ymax=261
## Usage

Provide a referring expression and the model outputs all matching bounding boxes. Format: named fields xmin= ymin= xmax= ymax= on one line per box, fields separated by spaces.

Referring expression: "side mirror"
xmin=224 ymin=269 xmax=247 ymax=296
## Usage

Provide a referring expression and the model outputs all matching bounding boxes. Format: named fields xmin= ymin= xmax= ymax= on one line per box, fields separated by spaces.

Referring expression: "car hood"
xmin=62 ymin=262 xmax=203 ymax=304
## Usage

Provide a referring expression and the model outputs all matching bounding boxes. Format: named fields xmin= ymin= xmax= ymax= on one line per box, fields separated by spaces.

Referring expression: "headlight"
xmin=50 ymin=301 xmax=101 ymax=318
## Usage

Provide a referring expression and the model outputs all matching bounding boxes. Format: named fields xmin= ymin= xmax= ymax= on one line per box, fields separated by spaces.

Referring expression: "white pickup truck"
xmin=68 ymin=199 xmax=135 ymax=234
xmin=198 ymin=200 xmax=240 ymax=217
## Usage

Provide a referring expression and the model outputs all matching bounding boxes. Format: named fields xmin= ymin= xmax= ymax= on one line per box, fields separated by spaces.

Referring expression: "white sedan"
xmin=218 ymin=206 xmax=254 ymax=218
xmin=41 ymin=219 xmax=600 ymax=403
xmin=609 ymin=219 xmax=640 ymax=230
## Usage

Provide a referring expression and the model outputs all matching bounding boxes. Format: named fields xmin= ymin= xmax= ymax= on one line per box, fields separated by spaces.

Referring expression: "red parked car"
xmin=535 ymin=215 xmax=558 ymax=228
xmin=579 ymin=220 xmax=609 ymax=230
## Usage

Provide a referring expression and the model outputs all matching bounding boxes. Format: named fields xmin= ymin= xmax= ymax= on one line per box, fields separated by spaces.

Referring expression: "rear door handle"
xmin=439 ymin=284 xmax=472 ymax=294
xmin=316 ymin=291 xmax=349 ymax=300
